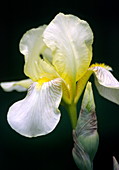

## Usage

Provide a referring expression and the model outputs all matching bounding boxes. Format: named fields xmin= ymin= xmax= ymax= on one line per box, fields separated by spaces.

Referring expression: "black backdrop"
xmin=0 ymin=0 xmax=119 ymax=169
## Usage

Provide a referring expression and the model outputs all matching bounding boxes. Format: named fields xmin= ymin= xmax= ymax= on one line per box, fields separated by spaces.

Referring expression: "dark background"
xmin=0 ymin=0 xmax=119 ymax=169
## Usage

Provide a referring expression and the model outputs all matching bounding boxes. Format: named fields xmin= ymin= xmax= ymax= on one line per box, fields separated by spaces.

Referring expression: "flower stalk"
xmin=65 ymin=103 xmax=77 ymax=129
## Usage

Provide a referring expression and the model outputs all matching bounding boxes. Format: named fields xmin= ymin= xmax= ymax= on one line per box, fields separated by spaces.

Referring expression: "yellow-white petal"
xmin=0 ymin=79 xmax=33 ymax=92
xmin=43 ymin=13 xmax=93 ymax=85
xmin=7 ymin=78 xmax=62 ymax=137
xmin=90 ymin=66 xmax=119 ymax=105
xmin=20 ymin=26 xmax=58 ymax=81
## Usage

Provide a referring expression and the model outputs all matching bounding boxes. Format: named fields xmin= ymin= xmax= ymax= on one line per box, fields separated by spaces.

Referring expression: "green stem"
xmin=65 ymin=103 xmax=77 ymax=129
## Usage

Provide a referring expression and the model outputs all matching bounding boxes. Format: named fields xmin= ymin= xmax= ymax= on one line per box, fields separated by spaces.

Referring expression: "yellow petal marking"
xmin=37 ymin=77 xmax=51 ymax=87
xmin=90 ymin=63 xmax=112 ymax=71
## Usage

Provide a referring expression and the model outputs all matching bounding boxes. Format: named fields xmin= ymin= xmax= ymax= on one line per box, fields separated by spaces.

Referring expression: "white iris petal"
xmin=92 ymin=66 xmax=119 ymax=104
xmin=20 ymin=25 xmax=58 ymax=81
xmin=7 ymin=78 xmax=62 ymax=137
xmin=1 ymin=79 xmax=33 ymax=92
xmin=92 ymin=66 xmax=119 ymax=88
xmin=43 ymin=13 xmax=93 ymax=85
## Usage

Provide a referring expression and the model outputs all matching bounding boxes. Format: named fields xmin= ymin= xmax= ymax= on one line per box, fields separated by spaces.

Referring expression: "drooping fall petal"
xmin=90 ymin=65 xmax=119 ymax=105
xmin=1 ymin=79 xmax=33 ymax=92
xmin=7 ymin=78 xmax=62 ymax=137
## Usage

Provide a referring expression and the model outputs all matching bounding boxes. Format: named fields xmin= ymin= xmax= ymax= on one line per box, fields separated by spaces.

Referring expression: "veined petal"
xmin=0 ymin=79 xmax=33 ymax=92
xmin=7 ymin=78 xmax=62 ymax=137
xmin=89 ymin=64 xmax=119 ymax=105
xmin=43 ymin=13 xmax=93 ymax=86
xmin=20 ymin=26 xmax=58 ymax=81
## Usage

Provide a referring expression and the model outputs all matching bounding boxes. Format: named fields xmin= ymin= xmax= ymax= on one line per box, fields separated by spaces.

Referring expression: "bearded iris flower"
xmin=1 ymin=13 xmax=119 ymax=138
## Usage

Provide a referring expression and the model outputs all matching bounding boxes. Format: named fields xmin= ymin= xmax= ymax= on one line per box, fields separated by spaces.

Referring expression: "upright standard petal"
xmin=0 ymin=79 xmax=33 ymax=92
xmin=43 ymin=13 xmax=93 ymax=85
xmin=7 ymin=78 xmax=62 ymax=137
xmin=20 ymin=26 xmax=58 ymax=81
xmin=89 ymin=64 xmax=119 ymax=105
